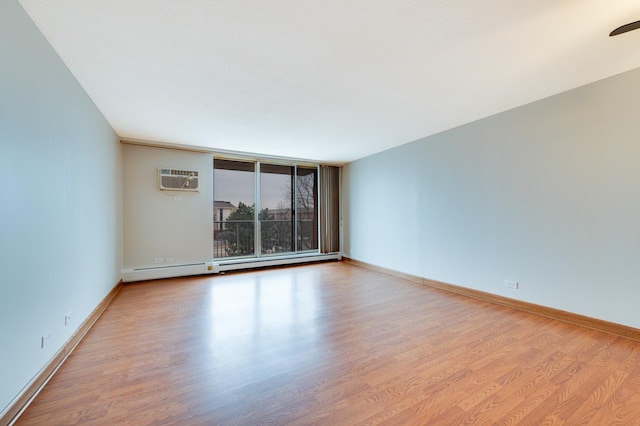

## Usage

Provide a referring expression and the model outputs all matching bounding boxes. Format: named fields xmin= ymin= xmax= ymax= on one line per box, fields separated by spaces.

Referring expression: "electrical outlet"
xmin=65 ymin=312 xmax=72 ymax=326
xmin=505 ymin=280 xmax=519 ymax=289
xmin=41 ymin=331 xmax=51 ymax=348
xmin=154 ymin=258 xmax=164 ymax=264
xmin=165 ymin=257 xmax=174 ymax=263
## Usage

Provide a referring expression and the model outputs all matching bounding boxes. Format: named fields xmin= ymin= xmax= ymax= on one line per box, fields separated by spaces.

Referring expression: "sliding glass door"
xmin=260 ymin=164 xmax=294 ymax=255
xmin=214 ymin=159 xmax=319 ymax=259
xmin=296 ymin=166 xmax=318 ymax=251
xmin=213 ymin=159 xmax=256 ymax=258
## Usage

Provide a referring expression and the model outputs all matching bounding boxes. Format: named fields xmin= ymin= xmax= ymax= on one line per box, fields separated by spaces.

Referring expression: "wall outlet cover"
xmin=505 ymin=280 xmax=519 ymax=289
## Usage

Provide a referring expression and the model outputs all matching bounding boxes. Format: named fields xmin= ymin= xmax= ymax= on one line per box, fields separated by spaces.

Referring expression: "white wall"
xmin=123 ymin=144 xmax=213 ymax=270
xmin=0 ymin=0 xmax=122 ymax=416
xmin=344 ymin=67 xmax=640 ymax=329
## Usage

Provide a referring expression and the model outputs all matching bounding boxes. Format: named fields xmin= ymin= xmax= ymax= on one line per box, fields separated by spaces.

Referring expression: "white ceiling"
xmin=18 ymin=1 xmax=640 ymax=163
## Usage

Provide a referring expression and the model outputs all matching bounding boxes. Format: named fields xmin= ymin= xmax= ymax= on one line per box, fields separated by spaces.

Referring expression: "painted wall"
xmin=344 ymin=67 xmax=640 ymax=329
xmin=122 ymin=144 xmax=213 ymax=270
xmin=0 ymin=0 xmax=122 ymax=416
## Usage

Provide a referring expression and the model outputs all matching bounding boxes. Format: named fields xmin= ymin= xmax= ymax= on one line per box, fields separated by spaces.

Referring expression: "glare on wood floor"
xmin=17 ymin=262 xmax=640 ymax=425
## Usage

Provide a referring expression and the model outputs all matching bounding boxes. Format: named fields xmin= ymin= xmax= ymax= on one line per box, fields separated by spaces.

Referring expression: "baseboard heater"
xmin=122 ymin=262 xmax=218 ymax=282
xmin=122 ymin=253 xmax=340 ymax=282
xmin=217 ymin=253 xmax=341 ymax=273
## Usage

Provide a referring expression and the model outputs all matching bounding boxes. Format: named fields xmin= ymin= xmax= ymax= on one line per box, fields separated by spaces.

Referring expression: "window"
xmin=213 ymin=159 xmax=256 ymax=258
xmin=213 ymin=159 xmax=321 ymax=259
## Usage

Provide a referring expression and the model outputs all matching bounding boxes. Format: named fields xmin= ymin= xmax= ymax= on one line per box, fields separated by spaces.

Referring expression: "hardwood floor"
xmin=16 ymin=261 xmax=640 ymax=425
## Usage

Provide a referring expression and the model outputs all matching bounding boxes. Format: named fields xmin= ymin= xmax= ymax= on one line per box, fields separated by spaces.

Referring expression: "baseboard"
xmin=219 ymin=253 xmax=341 ymax=273
xmin=342 ymin=257 xmax=423 ymax=284
xmin=1 ymin=280 xmax=123 ymax=426
xmin=342 ymin=257 xmax=640 ymax=342
xmin=122 ymin=262 xmax=216 ymax=283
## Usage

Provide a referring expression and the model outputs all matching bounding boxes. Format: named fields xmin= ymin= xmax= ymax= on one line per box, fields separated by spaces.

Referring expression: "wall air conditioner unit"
xmin=158 ymin=168 xmax=199 ymax=192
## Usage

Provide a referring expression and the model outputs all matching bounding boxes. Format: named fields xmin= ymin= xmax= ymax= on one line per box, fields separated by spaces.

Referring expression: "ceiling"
xmin=18 ymin=1 xmax=640 ymax=163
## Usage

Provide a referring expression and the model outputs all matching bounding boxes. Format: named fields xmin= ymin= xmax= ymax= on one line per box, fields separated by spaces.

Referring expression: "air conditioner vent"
xmin=158 ymin=168 xmax=199 ymax=191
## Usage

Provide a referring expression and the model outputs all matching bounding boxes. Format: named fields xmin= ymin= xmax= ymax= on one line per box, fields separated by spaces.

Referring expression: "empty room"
xmin=3 ymin=0 xmax=640 ymax=424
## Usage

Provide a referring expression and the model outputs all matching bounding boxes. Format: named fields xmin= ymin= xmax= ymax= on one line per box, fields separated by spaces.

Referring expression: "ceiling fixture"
xmin=610 ymin=20 xmax=640 ymax=36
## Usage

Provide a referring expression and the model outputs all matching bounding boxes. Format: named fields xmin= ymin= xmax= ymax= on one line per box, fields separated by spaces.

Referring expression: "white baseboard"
xmin=121 ymin=262 xmax=218 ymax=282
xmin=218 ymin=253 xmax=340 ymax=272
xmin=122 ymin=253 xmax=340 ymax=282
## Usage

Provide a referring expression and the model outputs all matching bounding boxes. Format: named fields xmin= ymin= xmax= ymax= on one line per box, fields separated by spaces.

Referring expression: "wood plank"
xmin=343 ymin=256 xmax=640 ymax=342
xmin=3 ymin=280 xmax=122 ymax=426
xmin=15 ymin=262 xmax=640 ymax=424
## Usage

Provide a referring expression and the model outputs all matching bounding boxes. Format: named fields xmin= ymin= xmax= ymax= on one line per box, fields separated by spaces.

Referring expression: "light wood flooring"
xmin=17 ymin=261 xmax=640 ymax=425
